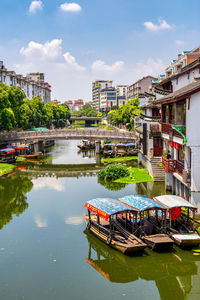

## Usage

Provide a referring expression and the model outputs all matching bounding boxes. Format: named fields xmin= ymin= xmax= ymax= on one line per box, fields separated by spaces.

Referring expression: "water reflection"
xmin=84 ymin=230 xmax=199 ymax=300
xmin=0 ymin=175 xmax=33 ymax=229
xmin=32 ymin=177 xmax=65 ymax=192
xmin=98 ymin=178 xmax=128 ymax=191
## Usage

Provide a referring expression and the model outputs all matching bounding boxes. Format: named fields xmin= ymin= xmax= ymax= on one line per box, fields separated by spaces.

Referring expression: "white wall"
xmin=186 ymin=92 xmax=200 ymax=146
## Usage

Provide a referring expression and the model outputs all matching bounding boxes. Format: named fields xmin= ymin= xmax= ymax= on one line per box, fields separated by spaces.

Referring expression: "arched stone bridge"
xmin=0 ymin=128 xmax=136 ymax=144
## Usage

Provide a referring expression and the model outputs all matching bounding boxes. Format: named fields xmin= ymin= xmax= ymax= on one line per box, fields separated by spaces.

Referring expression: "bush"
xmin=98 ymin=164 xmax=129 ymax=181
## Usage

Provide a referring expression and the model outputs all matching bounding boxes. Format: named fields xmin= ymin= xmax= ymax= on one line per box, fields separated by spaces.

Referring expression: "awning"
xmin=153 ymin=195 xmax=196 ymax=209
xmin=85 ymin=198 xmax=136 ymax=221
xmin=118 ymin=195 xmax=166 ymax=211
xmin=0 ymin=148 xmax=15 ymax=154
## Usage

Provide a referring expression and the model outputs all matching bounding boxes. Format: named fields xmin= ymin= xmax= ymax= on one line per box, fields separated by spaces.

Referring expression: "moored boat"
xmin=19 ymin=152 xmax=43 ymax=159
xmin=77 ymin=140 xmax=95 ymax=151
xmin=116 ymin=144 xmax=127 ymax=156
xmin=153 ymin=195 xmax=200 ymax=248
xmin=0 ymin=148 xmax=16 ymax=164
xmin=84 ymin=198 xmax=146 ymax=254
xmin=126 ymin=143 xmax=137 ymax=156
xmin=103 ymin=143 xmax=115 ymax=157
xmin=117 ymin=195 xmax=174 ymax=251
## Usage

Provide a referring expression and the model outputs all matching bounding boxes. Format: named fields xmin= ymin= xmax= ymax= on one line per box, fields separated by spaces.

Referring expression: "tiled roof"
xmin=154 ymin=80 xmax=200 ymax=103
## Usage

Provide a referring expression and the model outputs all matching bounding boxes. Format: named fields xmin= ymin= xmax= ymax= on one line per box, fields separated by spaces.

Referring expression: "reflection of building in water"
xmin=136 ymin=181 xmax=170 ymax=199
xmin=84 ymin=230 xmax=199 ymax=300
xmin=78 ymin=149 xmax=96 ymax=159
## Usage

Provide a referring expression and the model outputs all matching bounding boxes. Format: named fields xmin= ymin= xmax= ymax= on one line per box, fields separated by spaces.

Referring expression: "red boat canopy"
xmin=0 ymin=148 xmax=15 ymax=154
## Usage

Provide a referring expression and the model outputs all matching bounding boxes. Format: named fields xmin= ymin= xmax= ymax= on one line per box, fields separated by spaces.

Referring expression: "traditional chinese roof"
xmin=155 ymin=80 xmax=200 ymax=104
xmin=118 ymin=195 xmax=165 ymax=211
xmin=153 ymin=195 xmax=196 ymax=209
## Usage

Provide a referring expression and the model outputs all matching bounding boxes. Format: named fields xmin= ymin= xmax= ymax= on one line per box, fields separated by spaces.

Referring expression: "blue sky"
xmin=0 ymin=0 xmax=200 ymax=101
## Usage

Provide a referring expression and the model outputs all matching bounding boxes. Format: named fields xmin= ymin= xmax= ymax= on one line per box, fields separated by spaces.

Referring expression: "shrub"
xmin=98 ymin=164 xmax=129 ymax=181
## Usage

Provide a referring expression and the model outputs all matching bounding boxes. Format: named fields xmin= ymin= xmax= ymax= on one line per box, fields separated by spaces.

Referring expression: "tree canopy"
xmin=107 ymin=96 xmax=141 ymax=130
xmin=73 ymin=104 xmax=98 ymax=117
xmin=0 ymin=83 xmax=71 ymax=130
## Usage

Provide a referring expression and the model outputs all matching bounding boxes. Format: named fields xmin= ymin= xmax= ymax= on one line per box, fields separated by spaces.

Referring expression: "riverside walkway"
xmin=0 ymin=128 xmax=136 ymax=144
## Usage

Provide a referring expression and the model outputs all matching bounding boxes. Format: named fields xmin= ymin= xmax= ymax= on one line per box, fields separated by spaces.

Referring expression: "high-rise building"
xmin=99 ymin=87 xmax=117 ymax=112
xmin=92 ymin=80 xmax=112 ymax=111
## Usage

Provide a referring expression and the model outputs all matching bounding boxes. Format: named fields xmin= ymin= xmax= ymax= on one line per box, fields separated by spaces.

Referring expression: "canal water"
xmin=0 ymin=140 xmax=200 ymax=300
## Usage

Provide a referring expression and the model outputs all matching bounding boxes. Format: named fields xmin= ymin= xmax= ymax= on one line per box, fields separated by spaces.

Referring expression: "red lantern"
xmin=169 ymin=141 xmax=174 ymax=148
xmin=174 ymin=143 xmax=180 ymax=150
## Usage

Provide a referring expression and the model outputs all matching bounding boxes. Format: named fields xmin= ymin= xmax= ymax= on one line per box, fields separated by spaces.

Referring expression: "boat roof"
xmin=118 ymin=195 xmax=166 ymax=211
xmin=85 ymin=198 xmax=137 ymax=219
xmin=0 ymin=148 xmax=15 ymax=153
xmin=126 ymin=143 xmax=135 ymax=146
xmin=104 ymin=143 xmax=115 ymax=146
xmin=153 ymin=195 xmax=196 ymax=209
xmin=7 ymin=145 xmax=28 ymax=149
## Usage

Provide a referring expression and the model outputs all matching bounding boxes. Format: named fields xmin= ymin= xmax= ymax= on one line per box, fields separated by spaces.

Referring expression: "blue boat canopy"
xmin=118 ymin=195 xmax=166 ymax=211
xmin=126 ymin=143 xmax=135 ymax=147
xmin=0 ymin=148 xmax=15 ymax=154
xmin=85 ymin=198 xmax=137 ymax=220
xmin=116 ymin=144 xmax=127 ymax=147
xmin=104 ymin=143 xmax=115 ymax=146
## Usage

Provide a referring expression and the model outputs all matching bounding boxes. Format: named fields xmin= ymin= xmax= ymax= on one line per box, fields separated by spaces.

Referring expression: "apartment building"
xmin=116 ymin=85 xmax=128 ymax=106
xmin=127 ymin=76 xmax=156 ymax=100
xmin=92 ymin=80 xmax=112 ymax=111
xmin=99 ymin=87 xmax=117 ymax=112
xmin=27 ymin=72 xmax=45 ymax=82
xmin=65 ymin=100 xmax=73 ymax=112
xmin=0 ymin=61 xmax=51 ymax=103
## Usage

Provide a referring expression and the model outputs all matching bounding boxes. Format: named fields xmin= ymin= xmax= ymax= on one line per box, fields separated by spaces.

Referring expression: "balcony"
xmin=161 ymin=123 xmax=185 ymax=139
xmin=162 ymin=156 xmax=174 ymax=173
xmin=162 ymin=157 xmax=184 ymax=176
xmin=174 ymin=160 xmax=184 ymax=176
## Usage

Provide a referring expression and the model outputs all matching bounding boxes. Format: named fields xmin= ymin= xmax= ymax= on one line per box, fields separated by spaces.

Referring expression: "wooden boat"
xmin=125 ymin=143 xmax=137 ymax=156
xmin=7 ymin=144 xmax=29 ymax=155
xmin=77 ymin=140 xmax=95 ymax=151
xmin=0 ymin=148 xmax=16 ymax=164
xmin=103 ymin=143 xmax=115 ymax=157
xmin=116 ymin=144 xmax=127 ymax=156
xmin=117 ymin=195 xmax=174 ymax=251
xmin=19 ymin=152 xmax=43 ymax=159
xmin=84 ymin=198 xmax=146 ymax=254
xmin=153 ymin=195 xmax=200 ymax=248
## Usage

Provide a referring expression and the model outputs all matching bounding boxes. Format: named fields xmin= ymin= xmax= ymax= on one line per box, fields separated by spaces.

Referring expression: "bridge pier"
xmin=95 ymin=140 xmax=102 ymax=154
xmin=33 ymin=141 xmax=44 ymax=153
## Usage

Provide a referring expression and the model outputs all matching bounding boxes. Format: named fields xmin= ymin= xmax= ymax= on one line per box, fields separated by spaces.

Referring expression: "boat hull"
xmin=171 ymin=233 xmax=200 ymax=248
xmin=19 ymin=152 xmax=43 ymax=158
xmin=142 ymin=234 xmax=174 ymax=251
xmin=84 ymin=216 xmax=146 ymax=255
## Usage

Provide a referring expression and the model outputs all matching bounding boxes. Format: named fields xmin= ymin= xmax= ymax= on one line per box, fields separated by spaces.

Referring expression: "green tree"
xmin=0 ymin=107 xmax=15 ymax=130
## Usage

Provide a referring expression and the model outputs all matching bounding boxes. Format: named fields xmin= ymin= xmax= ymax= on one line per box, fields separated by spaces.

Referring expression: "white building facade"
xmin=0 ymin=61 xmax=51 ymax=103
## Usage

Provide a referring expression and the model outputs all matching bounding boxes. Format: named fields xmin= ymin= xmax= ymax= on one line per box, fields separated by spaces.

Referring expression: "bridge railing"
xmin=0 ymin=128 xmax=136 ymax=142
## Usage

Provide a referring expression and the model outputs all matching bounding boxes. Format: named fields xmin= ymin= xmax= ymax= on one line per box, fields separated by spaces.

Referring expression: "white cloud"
xmin=32 ymin=177 xmax=65 ymax=192
xmin=29 ymin=1 xmax=43 ymax=14
xmin=34 ymin=216 xmax=48 ymax=228
xmin=20 ymin=39 xmax=62 ymax=61
xmin=60 ymin=2 xmax=82 ymax=12
xmin=91 ymin=60 xmax=124 ymax=73
xmin=65 ymin=216 xmax=83 ymax=225
xmin=175 ymin=40 xmax=184 ymax=45
xmin=63 ymin=52 xmax=85 ymax=71
xmin=134 ymin=58 xmax=166 ymax=78
xmin=144 ymin=19 xmax=173 ymax=32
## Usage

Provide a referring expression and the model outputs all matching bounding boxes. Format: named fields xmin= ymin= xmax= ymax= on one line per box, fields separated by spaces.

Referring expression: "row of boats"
xmin=0 ymin=145 xmax=43 ymax=163
xmin=77 ymin=140 xmax=137 ymax=157
xmin=84 ymin=194 xmax=200 ymax=254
